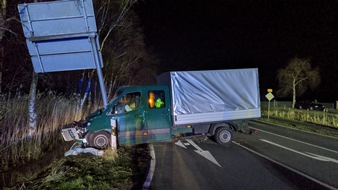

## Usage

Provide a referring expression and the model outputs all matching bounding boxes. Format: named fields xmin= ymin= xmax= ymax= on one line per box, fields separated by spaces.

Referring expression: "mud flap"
xmin=230 ymin=120 xmax=253 ymax=134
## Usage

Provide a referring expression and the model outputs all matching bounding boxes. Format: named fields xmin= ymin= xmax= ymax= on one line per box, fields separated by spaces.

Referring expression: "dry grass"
xmin=0 ymin=93 xmax=101 ymax=165
xmin=0 ymin=94 xmax=150 ymax=189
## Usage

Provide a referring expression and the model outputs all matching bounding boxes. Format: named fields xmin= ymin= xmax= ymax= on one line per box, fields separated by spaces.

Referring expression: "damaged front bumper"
xmin=61 ymin=120 xmax=89 ymax=141
xmin=61 ymin=128 xmax=80 ymax=141
xmin=61 ymin=127 xmax=89 ymax=147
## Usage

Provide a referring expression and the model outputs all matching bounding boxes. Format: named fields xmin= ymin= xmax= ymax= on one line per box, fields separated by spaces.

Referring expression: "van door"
xmin=114 ymin=92 xmax=148 ymax=145
xmin=145 ymin=89 xmax=171 ymax=142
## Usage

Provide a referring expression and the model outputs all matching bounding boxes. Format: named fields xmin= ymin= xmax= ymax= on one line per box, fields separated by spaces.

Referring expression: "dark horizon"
xmin=135 ymin=0 xmax=338 ymax=103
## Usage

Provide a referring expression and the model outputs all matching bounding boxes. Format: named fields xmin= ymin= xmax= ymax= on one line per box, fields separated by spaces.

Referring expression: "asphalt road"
xmin=146 ymin=121 xmax=338 ymax=190
xmin=243 ymin=120 xmax=338 ymax=189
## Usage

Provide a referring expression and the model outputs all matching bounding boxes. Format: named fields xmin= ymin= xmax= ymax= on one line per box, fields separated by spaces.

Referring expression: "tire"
xmin=214 ymin=127 xmax=233 ymax=146
xmin=88 ymin=131 xmax=111 ymax=149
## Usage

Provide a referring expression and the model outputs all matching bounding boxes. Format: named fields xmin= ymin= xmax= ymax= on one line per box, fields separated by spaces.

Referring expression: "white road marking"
xmin=260 ymin=139 xmax=338 ymax=164
xmin=185 ymin=139 xmax=221 ymax=167
xmin=175 ymin=140 xmax=187 ymax=149
xmin=304 ymin=152 xmax=338 ymax=164
xmin=143 ymin=144 xmax=156 ymax=190
xmin=233 ymin=141 xmax=338 ymax=190
xmin=251 ymin=127 xmax=338 ymax=154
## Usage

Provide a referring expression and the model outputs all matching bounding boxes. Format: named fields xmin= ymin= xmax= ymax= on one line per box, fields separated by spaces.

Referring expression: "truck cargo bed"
xmin=158 ymin=68 xmax=261 ymax=126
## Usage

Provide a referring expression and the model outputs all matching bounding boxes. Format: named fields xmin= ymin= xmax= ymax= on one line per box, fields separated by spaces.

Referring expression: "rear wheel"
xmin=214 ymin=127 xmax=232 ymax=146
xmin=88 ymin=131 xmax=111 ymax=149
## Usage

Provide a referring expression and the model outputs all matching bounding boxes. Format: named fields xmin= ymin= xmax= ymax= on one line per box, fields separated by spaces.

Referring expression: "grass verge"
xmin=258 ymin=116 xmax=338 ymax=138
xmin=2 ymin=144 xmax=150 ymax=190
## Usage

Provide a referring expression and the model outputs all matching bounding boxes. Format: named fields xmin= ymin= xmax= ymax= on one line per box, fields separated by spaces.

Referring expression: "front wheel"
xmin=88 ymin=131 xmax=111 ymax=149
xmin=214 ymin=127 xmax=233 ymax=146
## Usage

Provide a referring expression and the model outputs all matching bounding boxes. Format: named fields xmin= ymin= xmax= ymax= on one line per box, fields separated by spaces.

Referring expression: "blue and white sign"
xmin=18 ymin=0 xmax=108 ymax=107
xmin=18 ymin=0 xmax=103 ymax=73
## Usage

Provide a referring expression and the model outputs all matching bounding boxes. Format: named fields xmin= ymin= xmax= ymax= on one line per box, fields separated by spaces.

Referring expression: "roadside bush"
xmin=25 ymin=150 xmax=133 ymax=190
xmin=261 ymin=107 xmax=338 ymax=128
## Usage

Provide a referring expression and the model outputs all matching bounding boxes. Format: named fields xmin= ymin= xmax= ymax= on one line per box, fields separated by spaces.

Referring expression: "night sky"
xmin=135 ymin=0 xmax=338 ymax=102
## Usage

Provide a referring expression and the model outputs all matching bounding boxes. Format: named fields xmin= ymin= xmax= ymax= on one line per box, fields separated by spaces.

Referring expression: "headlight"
xmin=74 ymin=125 xmax=88 ymax=138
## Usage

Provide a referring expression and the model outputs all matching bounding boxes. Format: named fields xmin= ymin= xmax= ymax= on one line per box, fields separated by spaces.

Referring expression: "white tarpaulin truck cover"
xmin=157 ymin=68 xmax=261 ymax=126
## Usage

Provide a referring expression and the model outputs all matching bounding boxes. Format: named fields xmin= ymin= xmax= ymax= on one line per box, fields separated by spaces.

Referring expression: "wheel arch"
xmin=209 ymin=122 xmax=234 ymax=136
xmin=85 ymin=129 xmax=111 ymax=139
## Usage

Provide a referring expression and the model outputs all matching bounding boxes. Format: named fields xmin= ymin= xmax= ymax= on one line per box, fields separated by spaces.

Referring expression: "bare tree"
xmin=74 ymin=0 xmax=137 ymax=107
xmin=95 ymin=0 xmax=137 ymax=50
xmin=0 ymin=0 xmax=19 ymax=93
xmin=102 ymin=10 xmax=158 ymax=99
xmin=92 ymin=0 xmax=158 ymax=99
xmin=0 ymin=0 xmax=6 ymax=94
xmin=277 ymin=57 xmax=320 ymax=108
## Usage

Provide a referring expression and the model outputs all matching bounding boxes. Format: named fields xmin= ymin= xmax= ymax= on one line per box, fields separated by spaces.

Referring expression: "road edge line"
xmin=142 ymin=144 xmax=156 ymax=190
xmin=233 ymin=141 xmax=338 ymax=190
xmin=251 ymin=120 xmax=338 ymax=140
xmin=250 ymin=126 xmax=338 ymax=154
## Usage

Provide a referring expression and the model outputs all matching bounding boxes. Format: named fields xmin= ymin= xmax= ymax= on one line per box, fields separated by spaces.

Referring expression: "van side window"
xmin=114 ymin=92 xmax=141 ymax=114
xmin=148 ymin=90 xmax=165 ymax=109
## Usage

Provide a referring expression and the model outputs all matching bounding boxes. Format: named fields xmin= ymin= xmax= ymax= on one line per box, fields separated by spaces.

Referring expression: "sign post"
xmin=265 ymin=89 xmax=274 ymax=121
xmin=18 ymin=0 xmax=113 ymax=150
xmin=17 ymin=0 xmax=108 ymax=107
